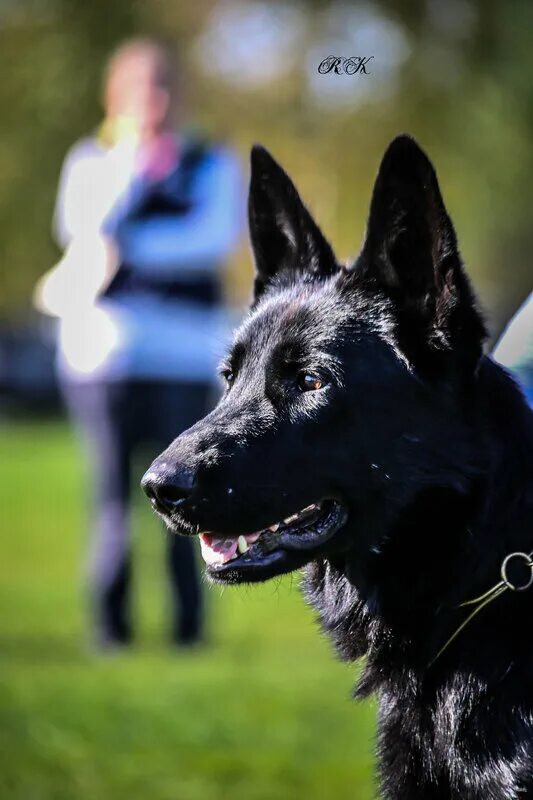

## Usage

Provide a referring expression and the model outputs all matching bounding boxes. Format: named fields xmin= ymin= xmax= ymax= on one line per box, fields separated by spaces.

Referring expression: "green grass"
xmin=0 ymin=421 xmax=376 ymax=800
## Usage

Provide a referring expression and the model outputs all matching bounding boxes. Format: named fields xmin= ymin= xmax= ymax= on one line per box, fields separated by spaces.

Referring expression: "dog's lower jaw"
xmin=202 ymin=500 xmax=349 ymax=584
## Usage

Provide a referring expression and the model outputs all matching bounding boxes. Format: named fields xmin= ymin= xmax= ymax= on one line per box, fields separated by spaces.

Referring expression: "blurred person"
xmin=34 ymin=38 xmax=243 ymax=649
xmin=493 ymin=291 xmax=533 ymax=406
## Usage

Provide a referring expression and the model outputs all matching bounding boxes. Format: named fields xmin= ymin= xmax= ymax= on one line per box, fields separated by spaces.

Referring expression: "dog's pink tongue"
xmin=199 ymin=534 xmax=239 ymax=566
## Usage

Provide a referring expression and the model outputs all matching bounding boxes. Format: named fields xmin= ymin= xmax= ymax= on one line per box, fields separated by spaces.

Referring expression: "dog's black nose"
xmin=141 ymin=465 xmax=194 ymax=516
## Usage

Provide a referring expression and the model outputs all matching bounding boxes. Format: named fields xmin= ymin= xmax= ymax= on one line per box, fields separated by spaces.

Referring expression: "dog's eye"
xmin=297 ymin=373 xmax=324 ymax=392
xmin=221 ymin=368 xmax=235 ymax=386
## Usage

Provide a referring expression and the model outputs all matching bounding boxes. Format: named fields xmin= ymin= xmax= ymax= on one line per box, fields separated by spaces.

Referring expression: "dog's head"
xmin=142 ymin=135 xmax=486 ymax=587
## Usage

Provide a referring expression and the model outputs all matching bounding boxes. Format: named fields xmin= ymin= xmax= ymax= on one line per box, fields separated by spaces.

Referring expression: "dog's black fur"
xmin=143 ymin=136 xmax=533 ymax=799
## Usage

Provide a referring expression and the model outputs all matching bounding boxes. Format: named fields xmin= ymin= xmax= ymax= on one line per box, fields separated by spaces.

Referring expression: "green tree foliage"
xmin=0 ymin=0 xmax=530 ymax=336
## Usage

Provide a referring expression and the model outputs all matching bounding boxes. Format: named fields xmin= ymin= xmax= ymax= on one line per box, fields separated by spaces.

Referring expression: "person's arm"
xmin=53 ymin=139 xmax=143 ymax=247
xmin=47 ymin=140 xmax=130 ymax=313
xmin=53 ymin=141 xmax=107 ymax=247
xmin=114 ymin=148 xmax=244 ymax=276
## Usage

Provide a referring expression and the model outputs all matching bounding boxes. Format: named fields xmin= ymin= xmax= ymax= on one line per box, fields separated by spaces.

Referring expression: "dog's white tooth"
xmin=284 ymin=514 xmax=299 ymax=525
xmin=302 ymin=504 xmax=317 ymax=513
xmin=269 ymin=523 xmax=280 ymax=532
xmin=237 ymin=535 xmax=249 ymax=554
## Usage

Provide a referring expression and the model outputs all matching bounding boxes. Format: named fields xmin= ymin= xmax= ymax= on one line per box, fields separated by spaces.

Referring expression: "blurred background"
xmin=1 ymin=1 xmax=532 ymax=799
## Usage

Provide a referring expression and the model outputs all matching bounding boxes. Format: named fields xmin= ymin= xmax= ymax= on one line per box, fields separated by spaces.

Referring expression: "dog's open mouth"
xmin=198 ymin=499 xmax=348 ymax=583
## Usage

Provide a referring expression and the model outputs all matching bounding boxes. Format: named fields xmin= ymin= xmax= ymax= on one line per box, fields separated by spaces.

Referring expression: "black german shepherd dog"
xmin=142 ymin=136 xmax=533 ymax=799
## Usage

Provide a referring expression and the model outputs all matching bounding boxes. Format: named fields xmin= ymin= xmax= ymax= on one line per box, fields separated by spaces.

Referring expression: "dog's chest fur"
xmin=304 ymin=558 xmax=533 ymax=800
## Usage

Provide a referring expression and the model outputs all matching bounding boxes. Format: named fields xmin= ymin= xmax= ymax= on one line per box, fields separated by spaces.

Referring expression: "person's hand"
xmin=136 ymin=133 xmax=179 ymax=182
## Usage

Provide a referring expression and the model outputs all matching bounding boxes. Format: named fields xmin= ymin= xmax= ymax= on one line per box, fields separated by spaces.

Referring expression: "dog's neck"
xmin=304 ymin=358 xmax=533 ymax=689
xmin=303 ymin=434 xmax=533 ymax=800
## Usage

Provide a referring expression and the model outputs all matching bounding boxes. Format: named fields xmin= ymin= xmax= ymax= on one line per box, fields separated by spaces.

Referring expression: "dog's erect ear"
xmin=248 ymin=145 xmax=337 ymax=300
xmin=358 ymin=135 xmax=486 ymax=372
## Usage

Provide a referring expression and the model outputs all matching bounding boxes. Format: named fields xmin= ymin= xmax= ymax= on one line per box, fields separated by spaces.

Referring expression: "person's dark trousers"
xmin=62 ymin=379 xmax=210 ymax=648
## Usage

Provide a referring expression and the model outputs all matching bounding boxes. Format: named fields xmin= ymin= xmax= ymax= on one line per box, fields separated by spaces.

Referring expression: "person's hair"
xmin=103 ymin=37 xmax=178 ymax=112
